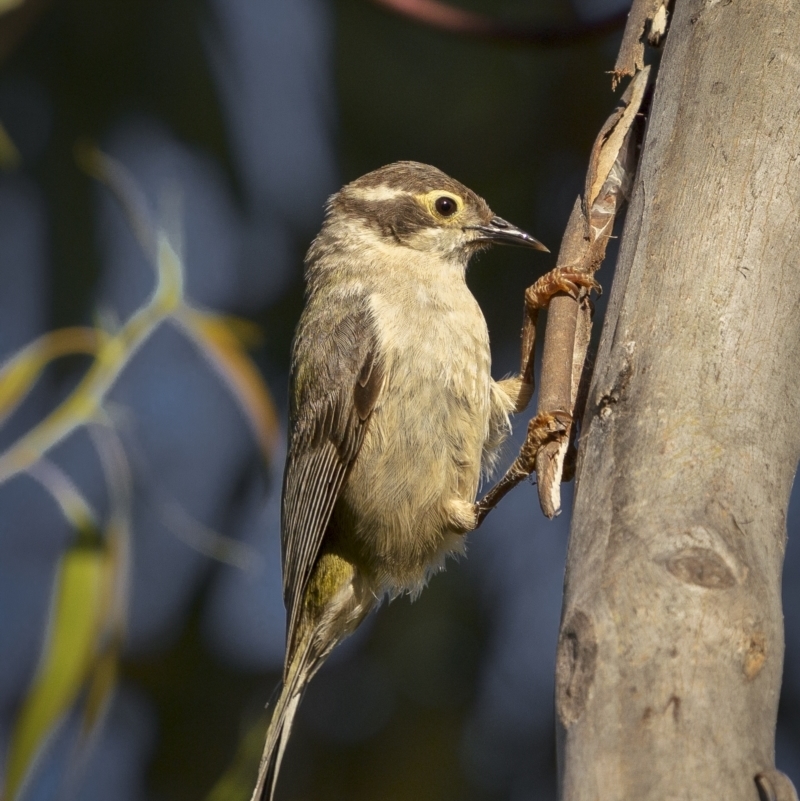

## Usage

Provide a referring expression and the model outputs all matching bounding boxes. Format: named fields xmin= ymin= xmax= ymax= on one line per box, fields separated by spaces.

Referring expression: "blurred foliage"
xmin=8 ymin=0 xmax=231 ymax=328
xmin=3 ymin=520 xmax=126 ymax=801
xmin=0 ymin=137 xmax=279 ymax=798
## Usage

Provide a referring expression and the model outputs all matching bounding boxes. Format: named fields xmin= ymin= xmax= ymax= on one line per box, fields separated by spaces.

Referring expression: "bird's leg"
xmin=474 ymin=410 xmax=572 ymax=526
xmin=474 ymin=267 xmax=600 ymax=527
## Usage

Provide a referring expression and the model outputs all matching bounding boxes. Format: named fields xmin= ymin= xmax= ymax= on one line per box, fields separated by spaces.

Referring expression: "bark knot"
xmin=556 ymin=610 xmax=598 ymax=726
xmin=663 ymin=546 xmax=737 ymax=589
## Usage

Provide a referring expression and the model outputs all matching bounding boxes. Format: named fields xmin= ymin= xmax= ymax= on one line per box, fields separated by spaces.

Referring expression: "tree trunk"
xmin=557 ymin=1 xmax=800 ymax=798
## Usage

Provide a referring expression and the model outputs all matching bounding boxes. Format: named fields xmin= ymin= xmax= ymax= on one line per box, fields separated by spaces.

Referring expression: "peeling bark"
xmin=613 ymin=0 xmax=670 ymax=84
xmin=535 ymin=69 xmax=647 ymax=518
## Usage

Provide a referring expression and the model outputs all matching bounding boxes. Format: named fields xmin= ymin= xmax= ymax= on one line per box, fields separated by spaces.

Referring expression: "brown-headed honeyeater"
xmin=251 ymin=162 xmax=549 ymax=801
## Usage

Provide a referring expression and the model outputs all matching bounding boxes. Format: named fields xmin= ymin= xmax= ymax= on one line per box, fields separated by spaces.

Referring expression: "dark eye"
xmin=434 ymin=196 xmax=458 ymax=217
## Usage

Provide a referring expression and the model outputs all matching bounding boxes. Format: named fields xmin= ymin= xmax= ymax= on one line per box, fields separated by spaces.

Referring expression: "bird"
xmin=251 ymin=161 xmax=551 ymax=801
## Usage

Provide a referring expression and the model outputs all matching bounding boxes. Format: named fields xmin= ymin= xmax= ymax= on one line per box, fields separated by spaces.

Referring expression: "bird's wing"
xmin=281 ymin=306 xmax=384 ymax=663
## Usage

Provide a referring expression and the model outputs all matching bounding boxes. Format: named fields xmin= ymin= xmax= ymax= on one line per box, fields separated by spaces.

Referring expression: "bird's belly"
xmin=334 ymin=345 xmax=491 ymax=595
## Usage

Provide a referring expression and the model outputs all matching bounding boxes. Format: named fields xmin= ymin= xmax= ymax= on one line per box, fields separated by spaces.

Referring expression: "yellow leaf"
xmin=217 ymin=316 xmax=263 ymax=349
xmin=2 ymin=546 xmax=109 ymax=801
xmin=175 ymin=308 xmax=280 ymax=461
xmin=0 ymin=328 xmax=100 ymax=426
xmin=81 ymin=517 xmax=127 ymax=734
xmin=0 ymin=275 xmax=178 ymax=484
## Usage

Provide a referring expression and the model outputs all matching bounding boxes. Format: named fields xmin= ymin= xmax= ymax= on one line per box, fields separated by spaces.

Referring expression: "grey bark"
xmin=557 ymin=1 xmax=800 ymax=799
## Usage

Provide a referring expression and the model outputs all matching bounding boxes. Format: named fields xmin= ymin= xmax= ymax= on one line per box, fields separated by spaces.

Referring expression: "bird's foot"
xmin=523 ymin=409 xmax=573 ymax=459
xmin=525 ymin=267 xmax=601 ymax=313
xmin=473 ymin=410 xmax=572 ymax=527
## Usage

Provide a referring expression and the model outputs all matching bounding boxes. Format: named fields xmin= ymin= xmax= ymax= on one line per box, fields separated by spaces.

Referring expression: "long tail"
xmin=249 ymin=634 xmax=316 ymax=801
xmin=251 ymin=552 xmax=374 ymax=800
xmin=250 ymin=688 xmax=301 ymax=801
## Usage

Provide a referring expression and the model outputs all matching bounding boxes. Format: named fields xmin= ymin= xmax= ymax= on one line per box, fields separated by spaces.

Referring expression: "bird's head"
xmin=317 ymin=161 xmax=548 ymax=267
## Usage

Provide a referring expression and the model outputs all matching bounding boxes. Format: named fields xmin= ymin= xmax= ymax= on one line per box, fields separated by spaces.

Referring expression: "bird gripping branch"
xmin=252 ymin=161 xmax=596 ymax=800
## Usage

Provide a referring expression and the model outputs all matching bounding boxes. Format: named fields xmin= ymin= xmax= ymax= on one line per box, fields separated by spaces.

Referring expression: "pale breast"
xmin=337 ymin=278 xmax=493 ymax=593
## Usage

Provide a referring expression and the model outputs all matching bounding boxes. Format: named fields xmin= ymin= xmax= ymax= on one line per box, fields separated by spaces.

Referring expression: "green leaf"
xmin=2 ymin=545 xmax=110 ymax=801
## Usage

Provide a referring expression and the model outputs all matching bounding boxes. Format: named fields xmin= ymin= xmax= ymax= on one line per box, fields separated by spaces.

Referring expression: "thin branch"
xmin=0 ymin=233 xmax=183 ymax=485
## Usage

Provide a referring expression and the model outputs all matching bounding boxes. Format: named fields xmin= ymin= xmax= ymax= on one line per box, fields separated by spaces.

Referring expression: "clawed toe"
xmin=525 ymin=268 xmax=601 ymax=311
xmin=528 ymin=409 xmax=572 ymax=439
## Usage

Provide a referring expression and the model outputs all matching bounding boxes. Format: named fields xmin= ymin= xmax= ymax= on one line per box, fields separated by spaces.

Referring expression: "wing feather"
xmin=280 ymin=306 xmax=384 ymax=664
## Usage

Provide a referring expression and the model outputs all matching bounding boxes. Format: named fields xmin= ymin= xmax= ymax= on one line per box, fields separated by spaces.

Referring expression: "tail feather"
xmin=250 ymin=689 xmax=302 ymax=801
xmin=251 ymin=555 xmax=374 ymax=800
xmin=268 ymin=694 xmax=301 ymax=800
xmin=250 ymin=632 xmax=318 ymax=801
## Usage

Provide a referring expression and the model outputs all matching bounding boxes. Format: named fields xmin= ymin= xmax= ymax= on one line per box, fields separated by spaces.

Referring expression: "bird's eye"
xmin=434 ymin=196 xmax=458 ymax=217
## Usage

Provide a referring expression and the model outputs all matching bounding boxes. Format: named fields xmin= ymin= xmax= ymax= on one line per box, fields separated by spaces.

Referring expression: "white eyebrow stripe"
xmin=349 ymin=185 xmax=407 ymax=201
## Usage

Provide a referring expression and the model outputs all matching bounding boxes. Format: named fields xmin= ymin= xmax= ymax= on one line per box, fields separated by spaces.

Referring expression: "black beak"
xmin=466 ymin=216 xmax=550 ymax=252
